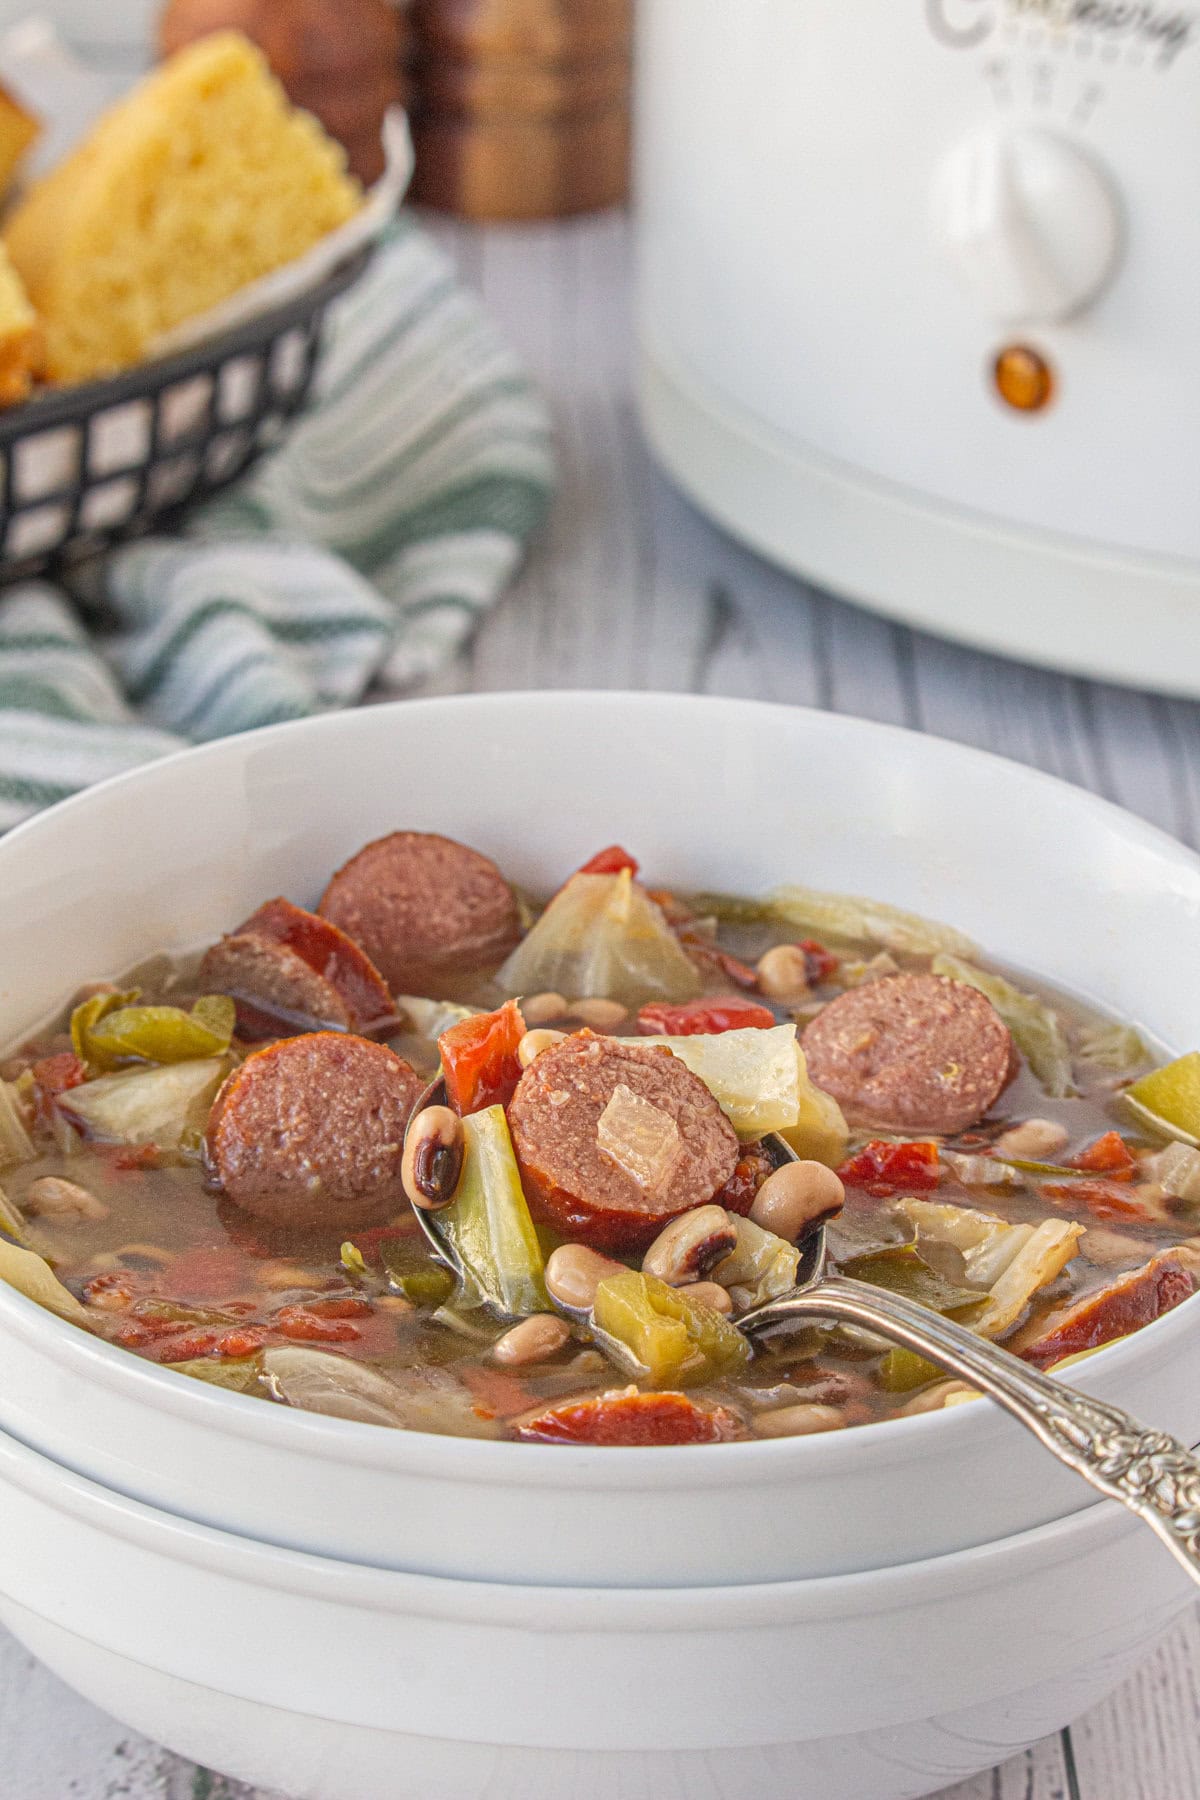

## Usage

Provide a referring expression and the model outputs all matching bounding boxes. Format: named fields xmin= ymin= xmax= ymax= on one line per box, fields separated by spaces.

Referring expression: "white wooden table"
xmin=5 ymin=167 xmax=1200 ymax=1795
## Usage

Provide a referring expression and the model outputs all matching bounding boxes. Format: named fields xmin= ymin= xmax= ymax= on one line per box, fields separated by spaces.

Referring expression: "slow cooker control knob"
xmin=931 ymin=127 xmax=1122 ymax=324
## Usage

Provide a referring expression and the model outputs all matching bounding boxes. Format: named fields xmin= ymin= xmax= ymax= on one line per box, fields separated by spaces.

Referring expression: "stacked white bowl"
xmin=0 ymin=694 xmax=1196 ymax=1800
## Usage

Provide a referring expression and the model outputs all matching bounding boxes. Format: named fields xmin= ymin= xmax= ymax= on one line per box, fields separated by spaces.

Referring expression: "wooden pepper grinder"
xmin=159 ymin=0 xmax=407 ymax=186
xmin=408 ymin=0 xmax=632 ymax=219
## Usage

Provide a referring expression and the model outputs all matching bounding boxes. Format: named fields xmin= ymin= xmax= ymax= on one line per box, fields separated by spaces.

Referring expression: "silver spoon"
xmin=739 ymin=1201 xmax=1200 ymax=1589
xmin=403 ymin=1083 xmax=1200 ymax=1584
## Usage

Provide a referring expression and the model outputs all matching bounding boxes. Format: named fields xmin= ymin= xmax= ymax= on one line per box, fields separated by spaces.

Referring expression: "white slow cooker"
xmin=634 ymin=0 xmax=1200 ymax=694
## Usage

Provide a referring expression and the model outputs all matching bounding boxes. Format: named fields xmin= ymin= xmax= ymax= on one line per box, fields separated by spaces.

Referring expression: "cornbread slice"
xmin=0 ymin=81 xmax=39 ymax=198
xmin=4 ymin=32 xmax=361 ymax=385
xmin=0 ymin=244 xmax=41 ymax=408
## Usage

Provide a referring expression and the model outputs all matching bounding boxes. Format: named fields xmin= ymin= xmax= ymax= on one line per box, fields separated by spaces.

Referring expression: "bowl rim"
xmin=0 ymin=1409 xmax=1148 ymax=1624
xmin=1 ymin=689 xmax=1199 ymax=1485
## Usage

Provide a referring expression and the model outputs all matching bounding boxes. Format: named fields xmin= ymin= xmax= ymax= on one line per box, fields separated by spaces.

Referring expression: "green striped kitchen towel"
xmin=0 ymin=218 xmax=556 ymax=831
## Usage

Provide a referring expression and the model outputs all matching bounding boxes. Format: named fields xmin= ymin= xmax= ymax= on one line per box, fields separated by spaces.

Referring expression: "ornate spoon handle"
xmin=740 ymin=1275 xmax=1200 ymax=1588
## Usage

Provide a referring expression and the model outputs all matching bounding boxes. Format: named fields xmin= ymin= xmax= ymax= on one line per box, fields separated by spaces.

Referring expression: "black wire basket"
xmin=0 ymin=246 xmax=373 ymax=584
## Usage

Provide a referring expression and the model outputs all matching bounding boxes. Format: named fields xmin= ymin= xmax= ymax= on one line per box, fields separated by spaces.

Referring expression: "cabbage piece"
xmin=262 ymin=1346 xmax=499 ymax=1436
xmin=765 ymin=885 xmax=978 ymax=958
xmin=166 ymin=1355 xmax=264 ymax=1393
xmin=840 ymin=1245 xmax=986 ymax=1319
xmin=931 ymin=953 xmax=1074 ymax=1098
xmin=596 ymin=1084 xmax=681 ymax=1192
xmin=711 ymin=1215 xmax=801 ymax=1311
xmin=966 ymin=1219 xmax=1086 ymax=1340
xmin=1076 ymin=1023 xmax=1149 ymax=1072
xmin=0 ymin=1081 xmax=33 ymax=1171
xmin=58 ymin=1057 xmax=228 ymax=1147
xmin=0 ymin=1239 xmax=87 ymax=1322
xmin=896 ymin=1197 xmax=1032 ymax=1287
xmin=634 ymin=1024 xmax=846 ymax=1159
xmin=499 ymin=870 xmax=700 ymax=1008
xmin=895 ymin=1197 xmax=1081 ymax=1338
xmin=73 ymin=991 xmax=235 ymax=1073
xmin=436 ymin=1104 xmax=548 ymax=1319
xmin=0 ymin=1181 xmax=28 ymax=1245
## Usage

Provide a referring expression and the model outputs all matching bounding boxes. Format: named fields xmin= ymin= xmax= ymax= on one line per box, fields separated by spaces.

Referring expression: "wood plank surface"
xmin=0 ymin=198 xmax=1196 ymax=1797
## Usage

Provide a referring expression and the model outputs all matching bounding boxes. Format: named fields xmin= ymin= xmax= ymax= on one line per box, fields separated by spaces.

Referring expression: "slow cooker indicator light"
xmin=993 ymin=344 xmax=1055 ymax=413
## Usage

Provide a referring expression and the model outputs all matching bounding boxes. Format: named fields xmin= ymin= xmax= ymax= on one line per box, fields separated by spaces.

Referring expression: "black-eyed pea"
xmin=518 ymin=1028 xmax=567 ymax=1069
xmin=749 ymin=1161 xmax=844 ymax=1243
xmin=755 ymin=1402 xmax=844 ymax=1439
xmin=545 ymin=1243 xmax=626 ymax=1313
xmin=566 ymin=998 xmax=628 ymax=1031
xmin=492 ymin=1313 xmax=571 ymax=1367
xmin=25 ymin=1176 xmax=108 ymax=1222
xmin=642 ymin=1205 xmax=738 ymax=1285
xmin=755 ymin=945 xmax=810 ymax=1002
xmin=682 ymin=1279 xmax=734 ymax=1316
xmin=401 ymin=1105 xmax=464 ymax=1211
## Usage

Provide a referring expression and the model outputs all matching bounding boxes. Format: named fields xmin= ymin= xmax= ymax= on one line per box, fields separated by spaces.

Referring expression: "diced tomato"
xmin=439 ymin=999 xmax=526 ymax=1115
xmin=29 ymin=1052 xmax=87 ymax=1124
xmin=143 ymin=1325 xmax=271 ymax=1363
xmin=294 ymin=1294 xmax=372 ymax=1320
xmin=273 ymin=1304 xmax=362 ymax=1343
xmin=94 ymin=1142 xmax=161 ymax=1173
xmin=577 ymin=845 xmax=639 ymax=878
xmin=1040 ymin=1180 xmax=1154 ymax=1222
xmin=514 ymin=1389 xmax=743 ymax=1446
xmin=673 ymin=930 xmax=760 ymax=992
xmin=837 ymin=1140 xmax=941 ymax=1197
xmin=113 ymin=1314 xmax=189 ymax=1347
xmin=635 ymin=997 xmax=777 ymax=1037
xmin=798 ymin=939 xmax=840 ymax=985
xmin=715 ymin=1143 xmax=776 ymax=1217
xmin=1068 ymin=1131 xmax=1136 ymax=1181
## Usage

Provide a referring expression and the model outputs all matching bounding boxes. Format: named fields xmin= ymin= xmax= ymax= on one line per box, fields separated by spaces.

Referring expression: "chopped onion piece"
xmin=596 ymin=1083 xmax=681 ymax=1193
xmin=1148 ymin=1140 xmax=1200 ymax=1205
xmin=941 ymin=1151 xmax=1023 ymax=1188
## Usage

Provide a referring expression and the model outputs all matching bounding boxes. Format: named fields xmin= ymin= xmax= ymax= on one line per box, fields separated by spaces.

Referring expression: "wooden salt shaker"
xmin=159 ymin=0 xmax=407 ymax=185
xmin=408 ymin=0 xmax=632 ymax=219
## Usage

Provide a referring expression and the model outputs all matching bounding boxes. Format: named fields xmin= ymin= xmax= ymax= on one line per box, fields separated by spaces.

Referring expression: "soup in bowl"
xmin=0 ymin=692 xmax=1196 ymax=1584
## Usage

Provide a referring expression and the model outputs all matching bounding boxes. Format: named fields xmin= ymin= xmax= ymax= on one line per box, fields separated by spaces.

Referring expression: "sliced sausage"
xmin=199 ymin=898 xmax=395 ymax=1041
xmin=318 ymin=831 xmax=521 ymax=997
xmin=507 ymin=1033 xmax=739 ymax=1254
xmin=1019 ymin=1250 xmax=1199 ymax=1369
xmin=204 ymin=1033 xmax=425 ymax=1230
xmin=801 ymin=972 xmax=1014 ymax=1135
